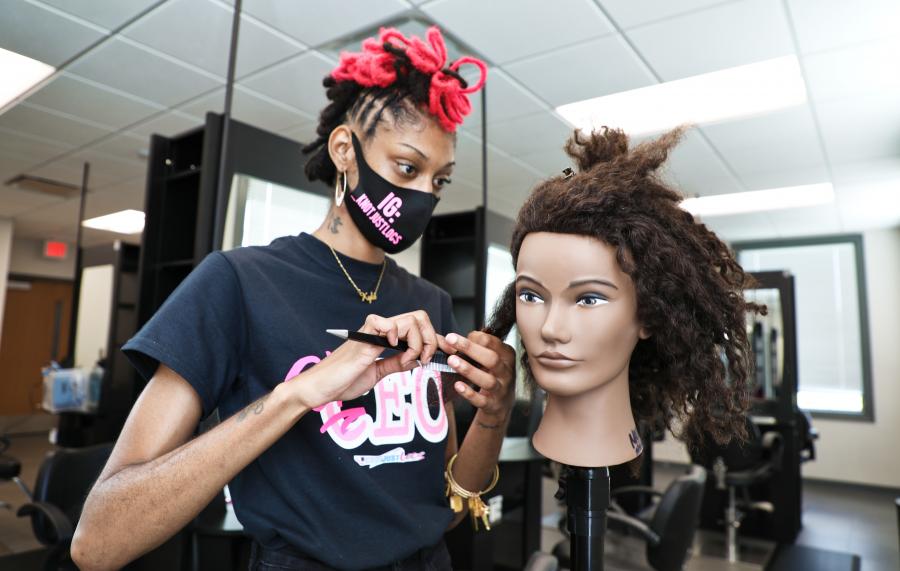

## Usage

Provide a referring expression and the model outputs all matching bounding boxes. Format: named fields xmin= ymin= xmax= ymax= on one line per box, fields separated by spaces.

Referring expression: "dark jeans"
xmin=247 ymin=539 xmax=453 ymax=571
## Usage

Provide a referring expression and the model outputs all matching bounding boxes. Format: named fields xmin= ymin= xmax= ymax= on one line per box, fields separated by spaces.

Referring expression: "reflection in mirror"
xmin=744 ymin=288 xmax=783 ymax=403
xmin=222 ymin=173 xmax=328 ymax=251
xmin=738 ymin=239 xmax=870 ymax=415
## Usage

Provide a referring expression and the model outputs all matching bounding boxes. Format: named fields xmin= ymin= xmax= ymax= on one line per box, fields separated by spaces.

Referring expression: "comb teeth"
xmin=417 ymin=352 xmax=458 ymax=373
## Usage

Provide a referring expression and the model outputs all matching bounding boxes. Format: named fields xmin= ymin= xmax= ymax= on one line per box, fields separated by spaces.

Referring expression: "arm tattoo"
xmin=236 ymin=393 xmax=270 ymax=423
xmin=329 ymin=214 xmax=343 ymax=234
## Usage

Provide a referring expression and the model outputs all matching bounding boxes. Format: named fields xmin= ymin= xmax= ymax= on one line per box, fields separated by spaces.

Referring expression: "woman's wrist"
xmin=474 ymin=406 xmax=510 ymax=431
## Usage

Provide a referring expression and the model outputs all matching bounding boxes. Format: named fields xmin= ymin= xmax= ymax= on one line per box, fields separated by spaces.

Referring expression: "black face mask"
xmin=345 ymin=132 xmax=440 ymax=254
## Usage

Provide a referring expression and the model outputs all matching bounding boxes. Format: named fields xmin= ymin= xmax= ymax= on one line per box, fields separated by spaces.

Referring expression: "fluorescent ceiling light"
xmin=557 ymin=55 xmax=808 ymax=136
xmin=681 ymin=183 xmax=834 ymax=217
xmin=82 ymin=209 xmax=146 ymax=234
xmin=0 ymin=47 xmax=55 ymax=110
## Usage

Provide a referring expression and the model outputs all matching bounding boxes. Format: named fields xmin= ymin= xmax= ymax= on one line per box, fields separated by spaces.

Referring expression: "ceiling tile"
xmin=88 ymin=132 xmax=151 ymax=163
xmin=487 ymin=111 xmax=572 ymax=157
xmin=486 ymin=189 xmax=529 ymax=218
xmin=765 ymin=204 xmax=843 ymax=238
xmin=0 ymin=127 xmax=72 ymax=166
xmin=67 ymin=37 xmax=222 ymax=107
xmin=0 ymin=186 xmax=66 ymax=218
xmin=459 ymin=69 xmax=546 ymax=132
xmin=699 ymin=212 xmax=779 ymax=243
xmin=803 ymin=39 xmax=900 ymax=104
xmin=0 ymin=0 xmax=104 ymax=67
xmin=504 ymin=34 xmax=656 ymax=107
xmin=14 ymin=195 xmax=80 ymax=228
xmin=598 ymin=0 xmax=735 ymax=30
xmin=38 ymin=0 xmax=161 ymax=30
xmin=816 ymin=89 xmax=900 ymax=165
xmin=423 ymin=0 xmax=615 ymax=64
xmin=0 ymin=103 xmax=113 ymax=147
xmin=123 ymin=0 xmax=305 ymax=79
xmin=239 ymin=51 xmax=335 ymax=116
xmin=278 ymin=121 xmax=319 ymax=146
xmin=701 ymin=106 xmax=828 ymax=188
xmin=515 ymin=144 xmax=571 ymax=178
xmin=27 ymin=149 xmax=146 ymax=190
xmin=787 ymin=0 xmax=900 ymax=54
xmin=644 ymin=130 xmax=743 ymax=196
xmin=128 ymin=110 xmax=204 ymax=139
xmin=236 ymin=0 xmax=409 ymax=46
xmin=179 ymin=86 xmax=313 ymax=134
xmin=434 ymin=179 xmax=482 ymax=215
xmin=0 ymin=154 xmax=31 ymax=185
xmin=454 ymin=131 xmax=542 ymax=193
xmin=25 ymin=72 xmax=163 ymax=130
xmin=626 ymin=0 xmax=794 ymax=80
xmin=83 ymin=185 xmax=146 ymax=218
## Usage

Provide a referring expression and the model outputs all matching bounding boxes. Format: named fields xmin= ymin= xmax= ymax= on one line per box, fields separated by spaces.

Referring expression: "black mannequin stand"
xmin=561 ymin=466 xmax=611 ymax=571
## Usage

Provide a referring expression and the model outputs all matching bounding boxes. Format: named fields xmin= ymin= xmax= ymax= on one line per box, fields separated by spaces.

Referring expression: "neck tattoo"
xmin=329 ymin=214 xmax=343 ymax=234
xmin=628 ymin=428 xmax=644 ymax=455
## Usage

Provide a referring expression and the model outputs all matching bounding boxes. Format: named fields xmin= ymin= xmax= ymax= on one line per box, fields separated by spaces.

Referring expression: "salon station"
xmin=0 ymin=2 xmax=898 ymax=571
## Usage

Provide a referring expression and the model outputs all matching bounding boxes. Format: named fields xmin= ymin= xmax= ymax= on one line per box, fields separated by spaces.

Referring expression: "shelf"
xmin=154 ymin=258 xmax=194 ymax=269
xmin=164 ymin=168 xmax=201 ymax=182
xmin=429 ymin=236 xmax=476 ymax=246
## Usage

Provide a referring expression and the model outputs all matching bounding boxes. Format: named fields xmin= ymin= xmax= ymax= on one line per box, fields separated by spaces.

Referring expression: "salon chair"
xmin=551 ymin=465 xmax=708 ymax=571
xmin=797 ymin=409 xmax=818 ymax=463
xmin=14 ymin=442 xmax=114 ymax=568
xmin=690 ymin=418 xmax=783 ymax=563
xmin=0 ymin=435 xmax=33 ymax=510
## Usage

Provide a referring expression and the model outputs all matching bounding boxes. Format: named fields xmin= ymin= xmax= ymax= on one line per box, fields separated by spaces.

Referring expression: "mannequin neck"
xmin=532 ymin=370 xmax=640 ymax=468
xmin=312 ymin=204 xmax=385 ymax=264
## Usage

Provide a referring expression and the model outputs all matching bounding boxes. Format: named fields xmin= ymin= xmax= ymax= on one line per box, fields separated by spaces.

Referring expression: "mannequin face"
xmin=515 ymin=232 xmax=649 ymax=398
xmin=328 ymin=104 xmax=456 ymax=199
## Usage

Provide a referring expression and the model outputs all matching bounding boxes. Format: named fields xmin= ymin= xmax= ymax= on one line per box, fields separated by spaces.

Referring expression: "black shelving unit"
xmin=136 ymin=115 xmax=222 ymax=335
xmin=135 ymin=112 xmax=331 ymax=399
xmin=420 ymin=207 xmax=513 ymax=334
xmin=57 ymin=242 xmax=141 ymax=447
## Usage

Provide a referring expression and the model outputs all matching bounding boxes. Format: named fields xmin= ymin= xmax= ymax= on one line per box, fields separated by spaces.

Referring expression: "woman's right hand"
xmin=286 ymin=310 xmax=450 ymax=410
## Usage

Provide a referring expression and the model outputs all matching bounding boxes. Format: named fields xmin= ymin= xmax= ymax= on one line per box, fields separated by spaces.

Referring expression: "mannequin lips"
xmin=536 ymin=351 xmax=580 ymax=368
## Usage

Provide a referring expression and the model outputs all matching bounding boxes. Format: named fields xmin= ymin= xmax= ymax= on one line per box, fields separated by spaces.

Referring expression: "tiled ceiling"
xmin=0 ymin=0 xmax=898 ymax=248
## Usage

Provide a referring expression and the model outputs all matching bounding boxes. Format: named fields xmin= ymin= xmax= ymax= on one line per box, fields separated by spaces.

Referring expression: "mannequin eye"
xmin=518 ymin=289 xmax=544 ymax=304
xmin=577 ymin=294 xmax=609 ymax=307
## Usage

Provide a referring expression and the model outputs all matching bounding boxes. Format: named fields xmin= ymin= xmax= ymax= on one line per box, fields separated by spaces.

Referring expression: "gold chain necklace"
xmin=329 ymin=245 xmax=387 ymax=303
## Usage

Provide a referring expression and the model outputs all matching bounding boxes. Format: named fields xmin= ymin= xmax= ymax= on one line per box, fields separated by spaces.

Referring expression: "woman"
xmin=71 ymin=27 xmax=515 ymax=571
xmin=485 ymin=126 xmax=764 ymax=471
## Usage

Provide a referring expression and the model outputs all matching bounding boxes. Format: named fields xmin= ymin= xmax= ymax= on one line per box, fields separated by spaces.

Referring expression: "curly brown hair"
xmin=484 ymin=126 xmax=765 ymax=453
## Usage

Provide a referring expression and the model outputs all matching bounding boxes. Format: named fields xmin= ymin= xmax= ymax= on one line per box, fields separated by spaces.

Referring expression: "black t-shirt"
xmin=122 ymin=232 xmax=460 ymax=570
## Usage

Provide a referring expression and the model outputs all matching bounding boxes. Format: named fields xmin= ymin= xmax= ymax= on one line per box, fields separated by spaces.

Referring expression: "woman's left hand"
xmin=442 ymin=331 xmax=516 ymax=422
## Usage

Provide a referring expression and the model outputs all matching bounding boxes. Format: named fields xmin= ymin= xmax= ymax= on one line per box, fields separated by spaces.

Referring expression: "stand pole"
xmin=565 ymin=466 xmax=610 ymax=571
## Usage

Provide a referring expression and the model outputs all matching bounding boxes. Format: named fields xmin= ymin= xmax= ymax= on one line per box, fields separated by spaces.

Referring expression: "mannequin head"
xmin=487 ymin=127 xmax=764 ymax=466
xmin=515 ymin=232 xmax=648 ymax=398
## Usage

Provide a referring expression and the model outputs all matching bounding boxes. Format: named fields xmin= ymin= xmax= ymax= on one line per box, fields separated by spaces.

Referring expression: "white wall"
xmin=654 ymin=227 xmax=900 ymax=488
xmin=0 ymin=219 xmax=13 ymax=347
xmin=9 ymin=237 xmax=75 ymax=280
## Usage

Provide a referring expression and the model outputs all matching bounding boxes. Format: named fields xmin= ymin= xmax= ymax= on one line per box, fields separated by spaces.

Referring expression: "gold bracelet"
xmin=444 ymin=453 xmax=500 ymax=531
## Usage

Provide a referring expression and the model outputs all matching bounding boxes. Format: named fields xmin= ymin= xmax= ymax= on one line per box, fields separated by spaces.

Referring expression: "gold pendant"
xmin=468 ymin=496 xmax=491 ymax=531
xmin=449 ymin=494 xmax=464 ymax=513
xmin=359 ymin=291 xmax=377 ymax=303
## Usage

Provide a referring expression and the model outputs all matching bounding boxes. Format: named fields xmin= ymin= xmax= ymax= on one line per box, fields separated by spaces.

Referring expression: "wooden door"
xmin=0 ymin=278 xmax=73 ymax=415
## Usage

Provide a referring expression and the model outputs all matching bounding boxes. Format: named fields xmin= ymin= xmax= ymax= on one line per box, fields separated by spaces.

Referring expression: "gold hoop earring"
xmin=334 ymin=171 xmax=347 ymax=207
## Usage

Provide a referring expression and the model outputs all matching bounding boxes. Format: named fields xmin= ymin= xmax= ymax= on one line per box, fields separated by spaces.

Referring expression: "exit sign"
xmin=44 ymin=240 xmax=68 ymax=259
